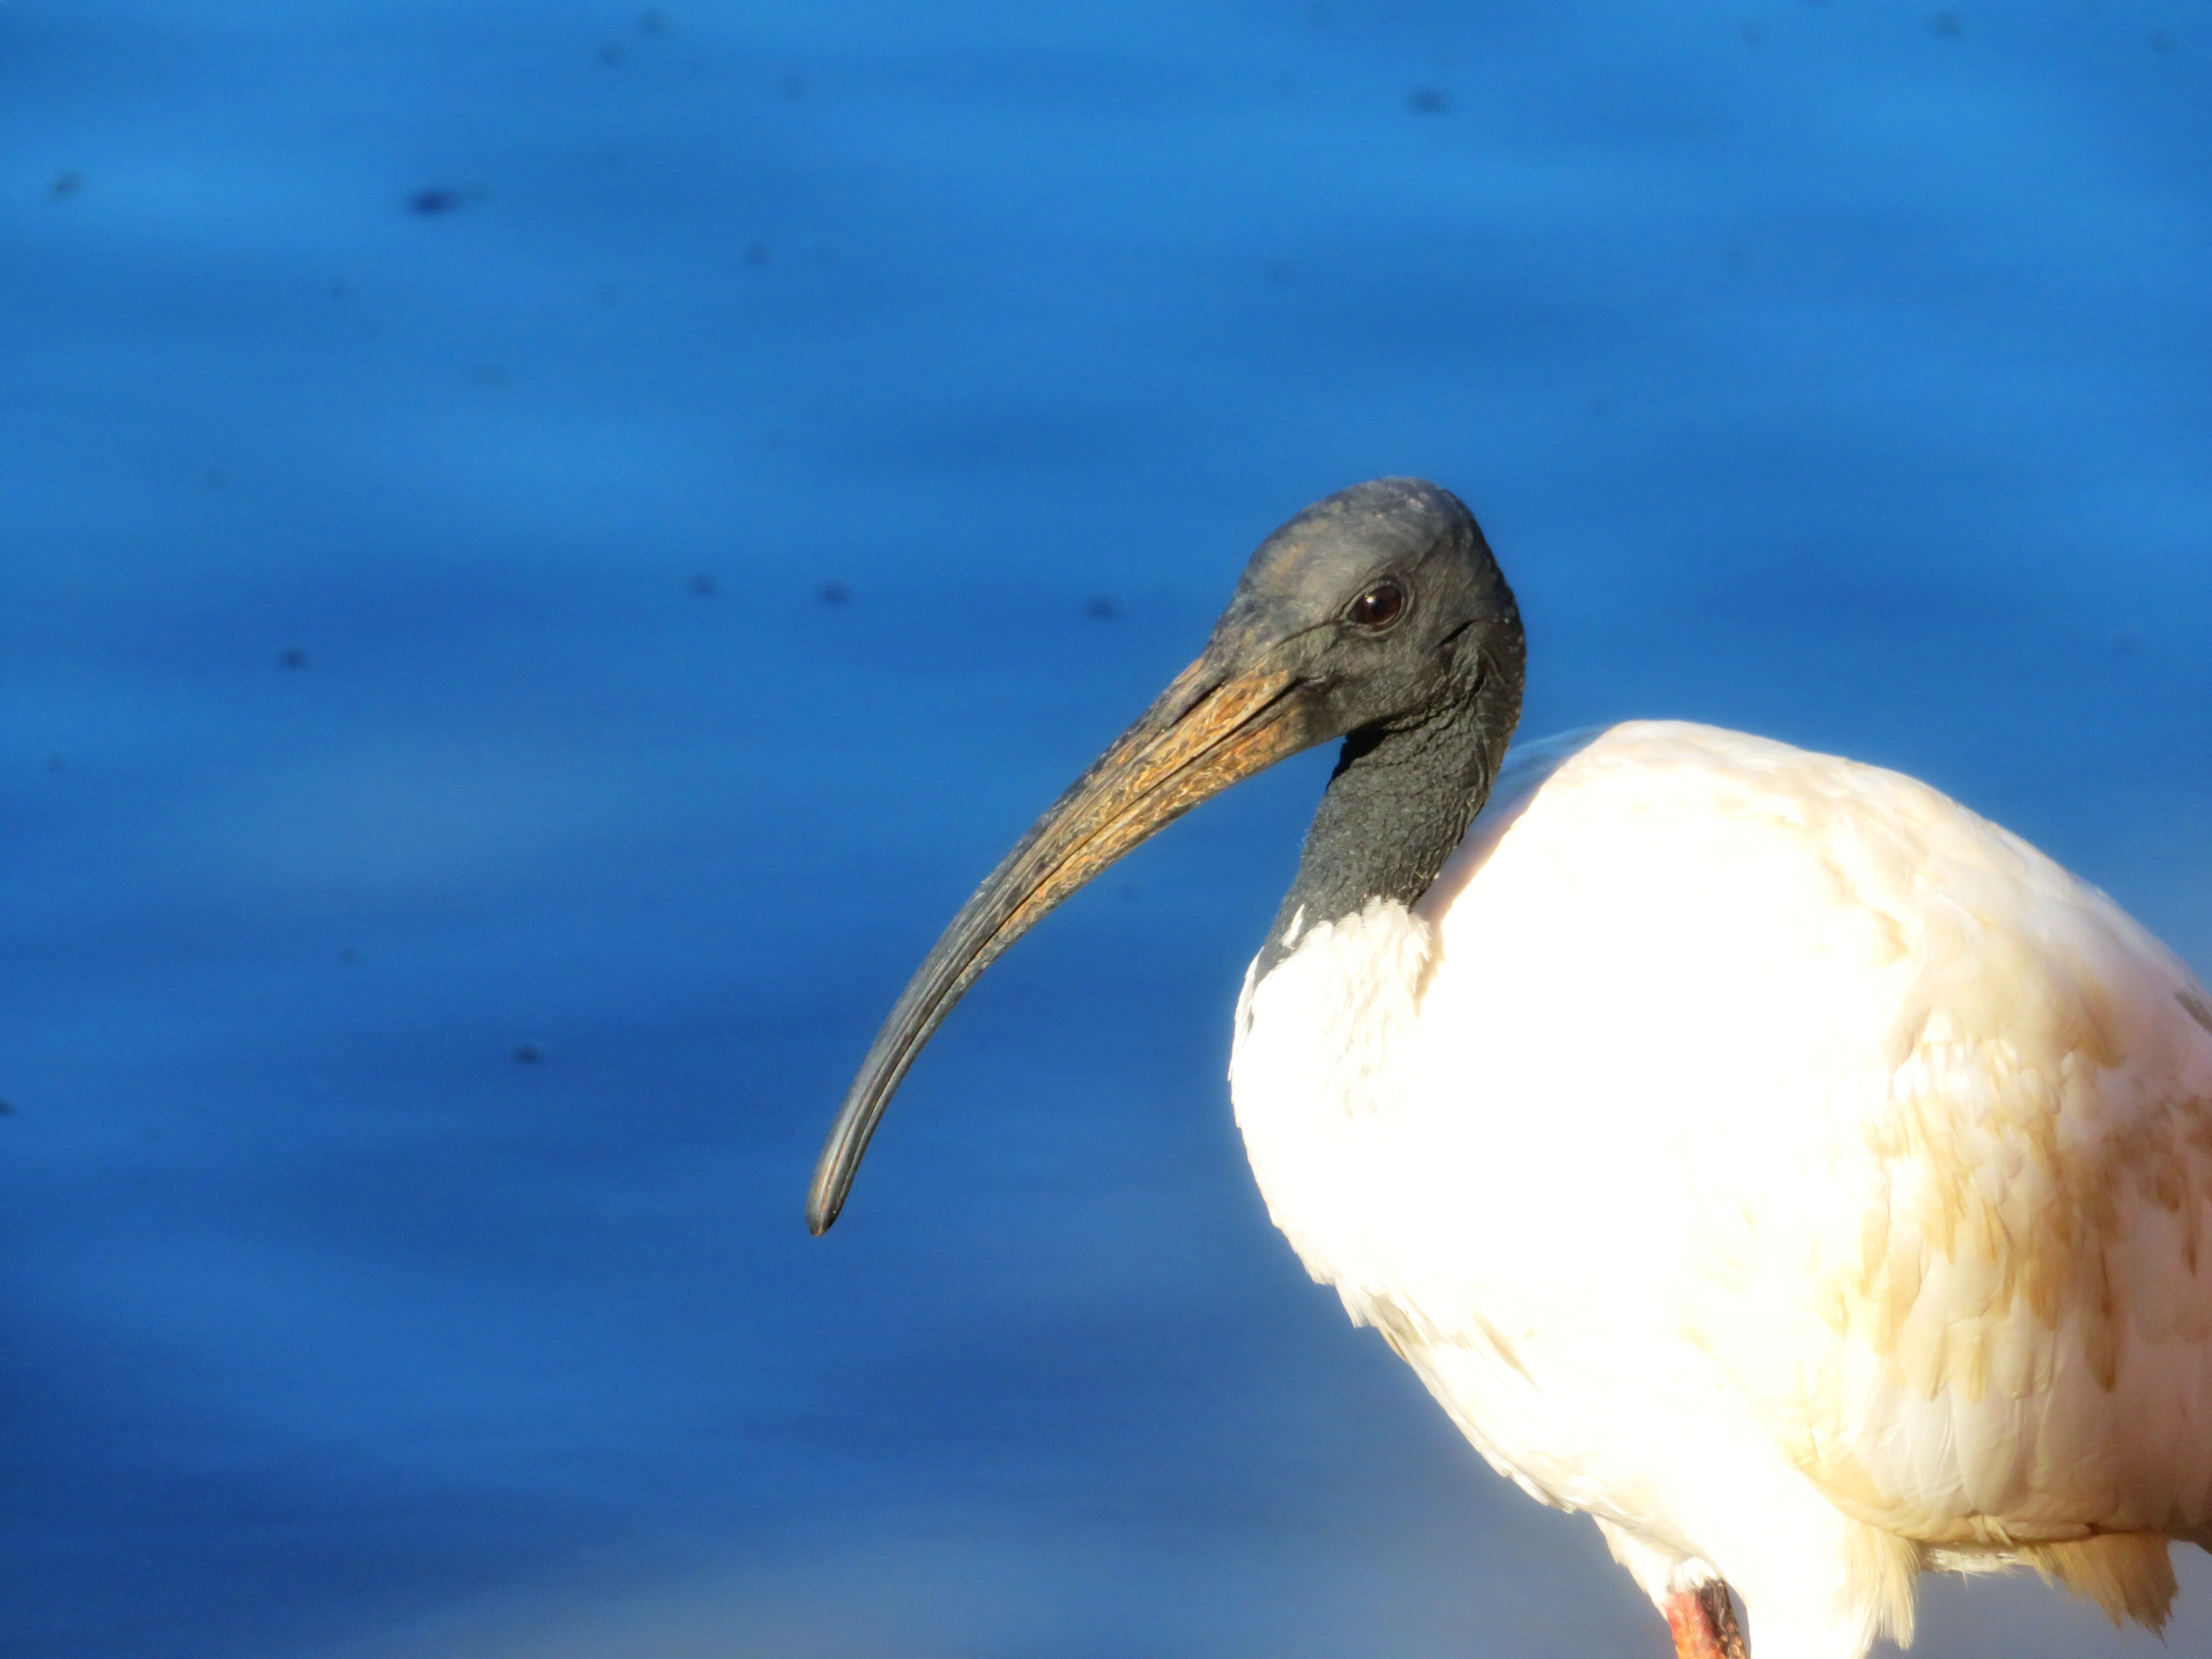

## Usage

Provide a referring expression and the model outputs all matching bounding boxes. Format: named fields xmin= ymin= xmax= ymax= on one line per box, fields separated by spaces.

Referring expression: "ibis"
xmin=807 ymin=479 xmax=2212 ymax=1659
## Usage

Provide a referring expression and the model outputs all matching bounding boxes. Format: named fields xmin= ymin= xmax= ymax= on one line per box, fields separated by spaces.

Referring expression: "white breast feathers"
xmin=1230 ymin=721 xmax=2212 ymax=1656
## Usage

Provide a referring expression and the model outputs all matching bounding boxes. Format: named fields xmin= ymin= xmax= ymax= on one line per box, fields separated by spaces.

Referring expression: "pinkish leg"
xmin=1662 ymin=1583 xmax=1749 ymax=1659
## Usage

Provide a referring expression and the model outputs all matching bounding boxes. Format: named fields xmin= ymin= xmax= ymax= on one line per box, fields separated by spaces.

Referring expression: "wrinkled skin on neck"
xmin=1258 ymin=605 xmax=1523 ymax=976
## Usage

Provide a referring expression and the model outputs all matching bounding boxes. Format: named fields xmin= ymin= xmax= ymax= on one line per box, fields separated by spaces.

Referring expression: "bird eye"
xmin=1348 ymin=580 xmax=1406 ymax=629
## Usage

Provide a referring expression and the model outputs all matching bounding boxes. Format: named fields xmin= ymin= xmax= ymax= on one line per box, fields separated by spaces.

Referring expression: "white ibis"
xmin=808 ymin=479 xmax=2212 ymax=1659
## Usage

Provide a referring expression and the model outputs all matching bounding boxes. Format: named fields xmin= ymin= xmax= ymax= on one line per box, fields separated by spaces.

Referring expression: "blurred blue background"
xmin=4 ymin=2 xmax=2209 ymax=1655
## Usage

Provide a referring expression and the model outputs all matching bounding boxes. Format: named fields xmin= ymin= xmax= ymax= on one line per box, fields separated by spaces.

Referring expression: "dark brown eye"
xmin=1348 ymin=580 xmax=1406 ymax=629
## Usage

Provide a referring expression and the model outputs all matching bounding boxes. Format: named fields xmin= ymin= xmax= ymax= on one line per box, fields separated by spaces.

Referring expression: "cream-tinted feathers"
xmin=1230 ymin=722 xmax=2212 ymax=1658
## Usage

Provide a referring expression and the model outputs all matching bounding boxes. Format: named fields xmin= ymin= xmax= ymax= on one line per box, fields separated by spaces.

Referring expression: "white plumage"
xmin=1231 ymin=720 xmax=2212 ymax=1659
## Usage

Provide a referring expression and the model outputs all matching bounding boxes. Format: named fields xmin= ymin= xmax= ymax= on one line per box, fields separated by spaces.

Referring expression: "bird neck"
xmin=1258 ymin=667 xmax=1520 ymax=978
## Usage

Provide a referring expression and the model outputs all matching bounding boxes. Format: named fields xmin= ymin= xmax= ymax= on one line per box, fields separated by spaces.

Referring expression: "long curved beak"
xmin=806 ymin=648 xmax=1315 ymax=1234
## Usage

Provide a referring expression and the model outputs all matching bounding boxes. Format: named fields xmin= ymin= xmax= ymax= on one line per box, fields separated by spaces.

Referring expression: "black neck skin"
xmin=1255 ymin=664 xmax=1521 ymax=980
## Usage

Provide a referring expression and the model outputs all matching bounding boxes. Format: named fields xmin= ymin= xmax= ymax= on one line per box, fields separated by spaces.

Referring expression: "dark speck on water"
xmin=744 ymin=242 xmax=773 ymax=267
xmin=513 ymin=1043 xmax=544 ymax=1065
xmin=278 ymin=647 xmax=309 ymax=669
xmin=1931 ymin=11 xmax=1963 ymax=36
xmin=406 ymin=185 xmax=484 ymax=215
xmin=597 ymin=40 xmax=625 ymax=65
xmin=1406 ymin=87 xmax=1450 ymax=114
xmin=689 ymin=573 xmax=718 ymax=597
xmin=637 ymin=9 xmax=667 ymax=32
xmin=818 ymin=581 xmax=850 ymax=605
xmin=47 ymin=171 xmax=84 ymax=201
xmin=1084 ymin=596 xmax=1119 ymax=620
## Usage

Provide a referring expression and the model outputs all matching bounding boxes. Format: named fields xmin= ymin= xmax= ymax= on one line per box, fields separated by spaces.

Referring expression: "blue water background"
xmin=4 ymin=2 xmax=2209 ymax=1654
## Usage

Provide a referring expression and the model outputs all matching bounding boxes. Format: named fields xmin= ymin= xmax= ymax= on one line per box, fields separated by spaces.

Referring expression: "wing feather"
xmin=1517 ymin=726 xmax=2212 ymax=1546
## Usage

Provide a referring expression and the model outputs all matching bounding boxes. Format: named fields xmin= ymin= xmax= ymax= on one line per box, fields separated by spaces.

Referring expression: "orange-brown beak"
xmin=806 ymin=648 xmax=1318 ymax=1234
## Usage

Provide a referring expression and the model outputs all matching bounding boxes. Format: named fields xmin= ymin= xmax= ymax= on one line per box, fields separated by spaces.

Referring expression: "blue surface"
xmin=4 ymin=3 xmax=2209 ymax=1655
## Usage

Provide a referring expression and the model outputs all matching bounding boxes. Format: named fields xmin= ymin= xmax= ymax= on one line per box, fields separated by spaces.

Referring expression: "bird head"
xmin=806 ymin=477 xmax=1522 ymax=1234
xmin=1206 ymin=477 xmax=1521 ymax=748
